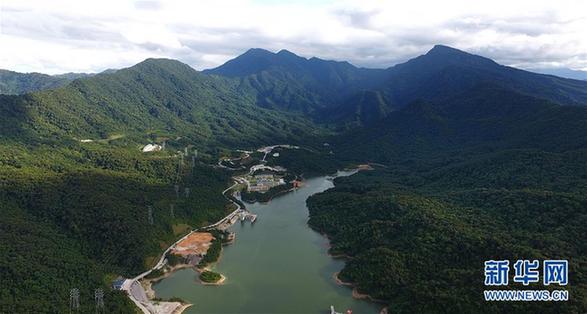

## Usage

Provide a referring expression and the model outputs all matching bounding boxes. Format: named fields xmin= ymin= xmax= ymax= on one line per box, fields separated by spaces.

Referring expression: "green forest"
xmin=307 ymin=88 xmax=587 ymax=313
xmin=1 ymin=44 xmax=586 ymax=313
xmin=199 ymin=271 xmax=222 ymax=283
xmin=0 ymin=139 xmax=235 ymax=312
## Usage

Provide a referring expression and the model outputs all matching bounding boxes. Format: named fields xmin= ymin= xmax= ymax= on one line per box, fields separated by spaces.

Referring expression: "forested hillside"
xmin=205 ymin=48 xmax=386 ymax=114
xmin=0 ymin=58 xmax=321 ymax=149
xmin=1 ymin=45 xmax=586 ymax=313
xmin=0 ymin=139 xmax=236 ymax=312
xmin=307 ymin=86 xmax=587 ymax=313
xmin=0 ymin=56 xmax=325 ymax=312
xmin=0 ymin=69 xmax=90 ymax=95
xmin=378 ymin=45 xmax=587 ymax=108
xmin=208 ymin=46 xmax=587 ymax=127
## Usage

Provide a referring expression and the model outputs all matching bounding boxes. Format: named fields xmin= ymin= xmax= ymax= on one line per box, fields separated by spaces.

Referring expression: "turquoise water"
xmin=153 ymin=173 xmax=380 ymax=314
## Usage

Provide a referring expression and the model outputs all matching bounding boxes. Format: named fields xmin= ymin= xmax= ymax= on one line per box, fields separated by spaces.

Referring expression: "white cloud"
xmin=0 ymin=0 xmax=585 ymax=74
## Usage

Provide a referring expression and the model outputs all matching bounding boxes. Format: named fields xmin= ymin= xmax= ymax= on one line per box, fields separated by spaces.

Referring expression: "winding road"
xmin=122 ymin=146 xmax=287 ymax=313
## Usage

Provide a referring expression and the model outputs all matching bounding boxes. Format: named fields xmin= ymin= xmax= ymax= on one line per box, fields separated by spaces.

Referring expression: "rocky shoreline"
xmin=142 ymin=235 xmax=231 ymax=312
xmin=199 ymin=273 xmax=226 ymax=285
xmin=332 ymin=272 xmax=388 ymax=312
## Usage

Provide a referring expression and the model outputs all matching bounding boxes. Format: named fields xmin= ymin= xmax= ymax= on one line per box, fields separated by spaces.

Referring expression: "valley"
xmin=152 ymin=169 xmax=381 ymax=314
xmin=111 ymin=145 xmax=371 ymax=314
xmin=1 ymin=45 xmax=586 ymax=313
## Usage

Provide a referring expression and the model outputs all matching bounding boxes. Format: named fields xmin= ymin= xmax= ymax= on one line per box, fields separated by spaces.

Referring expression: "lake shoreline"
xmin=333 ymin=272 xmax=388 ymax=307
xmin=147 ymin=239 xmax=230 ymax=292
xmin=143 ymin=264 xmax=196 ymax=299
xmin=316 ymin=168 xmax=387 ymax=312
xmin=152 ymin=168 xmax=382 ymax=313
xmin=142 ymin=230 xmax=232 ymax=313
xmin=199 ymin=273 xmax=226 ymax=285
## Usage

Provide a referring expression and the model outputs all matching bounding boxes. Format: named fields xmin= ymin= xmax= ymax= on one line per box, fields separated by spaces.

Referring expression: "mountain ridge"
xmin=0 ymin=57 xmax=321 ymax=148
xmin=4 ymin=45 xmax=586 ymax=119
xmin=203 ymin=45 xmax=587 ymax=125
xmin=2 ymin=44 xmax=587 ymax=313
xmin=0 ymin=69 xmax=92 ymax=95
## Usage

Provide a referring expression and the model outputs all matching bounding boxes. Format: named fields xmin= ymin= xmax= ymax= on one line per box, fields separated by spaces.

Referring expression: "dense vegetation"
xmin=198 ymin=235 xmax=222 ymax=268
xmin=265 ymin=147 xmax=343 ymax=177
xmin=0 ymin=139 xmax=233 ymax=312
xmin=166 ymin=252 xmax=183 ymax=267
xmin=241 ymin=182 xmax=294 ymax=203
xmin=0 ymin=58 xmax=329 ymax=312
xmin=204 ymin=48 xmax=386 ymax=114
xmin=1 ymin=44 xmax=586 ymax=313
xmin=375 ymin=45 xmax=587 ymax=108
xmin=206 ymin=45 xmax=587 ymax=127
xmin=0 ymin=69 xmax=90 ymax=95
xmin=0 ymin=58 xmax=322 ymax=149
xmin=199 ymin=271 xmax=222 ymax=283
xmin=307 ymin=87 xmax=587 ymax=313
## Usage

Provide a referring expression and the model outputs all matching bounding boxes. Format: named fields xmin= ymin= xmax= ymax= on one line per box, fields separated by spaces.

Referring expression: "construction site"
xmin=170 ymin=232 xmax=215 ymax=266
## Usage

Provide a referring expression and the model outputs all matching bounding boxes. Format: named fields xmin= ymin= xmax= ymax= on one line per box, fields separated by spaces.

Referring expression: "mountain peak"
xmin=424 ymin=45 xmax=494 ymax=63
xmin=395 ymin=44 xmax=499 ymax=72
xmin=123 ymin=58 xmax=198 ymax=78
xmin=205 ymin=48 xmax=308 ymax=77
xmin=136 ymin=57 xmax=187 ymax=67
xmin=427 ymin=44 xmax=463 ymax=54
xmin=276 ymin=49 xmax=301 ymax=58
xmin=242 ymin=48 xmax=274 ymax=57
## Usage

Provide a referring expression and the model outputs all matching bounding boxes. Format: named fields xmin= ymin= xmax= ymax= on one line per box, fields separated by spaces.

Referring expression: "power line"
xmin=174 ymin=184 xmax=180 ymax=198
xmin=69 ymin=288 xmax=80 ymax=314
xmin=147 ymin=206 xmax=154 ymax=225
xmin=94 ymin=288 xmax=104 ymax=314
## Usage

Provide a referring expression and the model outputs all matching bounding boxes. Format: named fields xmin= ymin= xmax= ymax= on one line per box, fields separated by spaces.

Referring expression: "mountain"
xmin=205 ymin=48 xmax=385 ymax=113
xmin=308 ymin=86 xmax=587 ymax=312
xmin=0 ymin=58 xmax=320 ymax=148
xmin=2 ymin=46 xmax=587 ymax=313
xmin=0 ymin=57 xmax=323 ymax=313
xmin=378 ymin=45 xmax=587 ymax=107
xmin=208 ymin=46 xmax=587 ymax=127
xmin=335 ymin=85 xmax=587 ymax=160
xmin=0 ymin=69 xmax=91 ymax=95
xmin=318 ymin=89 xmax=393 ymax=127
xmin=309 ymin=50 xmax=587 ymax=312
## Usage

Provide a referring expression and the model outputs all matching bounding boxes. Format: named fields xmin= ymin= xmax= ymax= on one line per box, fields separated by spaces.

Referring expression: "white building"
xmin=142 ymin=144 xmax=163 ymax=152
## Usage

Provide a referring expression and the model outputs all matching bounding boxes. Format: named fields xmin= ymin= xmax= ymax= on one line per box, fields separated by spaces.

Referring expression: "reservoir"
xmin=153 ymin=172 xmax=381 ymax=313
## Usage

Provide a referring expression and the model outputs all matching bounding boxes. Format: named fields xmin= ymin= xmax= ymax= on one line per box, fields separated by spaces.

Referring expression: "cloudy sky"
xmin=0 ymin=0 xmax=586 ymax=75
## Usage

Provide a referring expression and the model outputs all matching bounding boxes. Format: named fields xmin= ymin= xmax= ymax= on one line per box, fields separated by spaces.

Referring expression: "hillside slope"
xmin=0 ymin=58 xmax=321 ymax=148
xmin=381 ymin=45 xmax=587 ymax=107
xmin=0 ymin=69 xmax=90 ymax=95
xmin=308 ymin=86 xmax=587 ymax=313
xmin=205 ymin=48 xmax=385 ymax=113
xmin=0 ymin=57 xmax=323 ymax=313
xmin=208 ymin=46 xmax=587 ymax=127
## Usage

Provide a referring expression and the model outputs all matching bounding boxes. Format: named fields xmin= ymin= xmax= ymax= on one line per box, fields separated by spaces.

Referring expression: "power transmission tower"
xmin=174 ymin=184 xmax=180 ymax=198
xmin=170 ymin=204 xmax=175 ymax=218
xmin=69 ymin=288 xmax=80 ymax=314
xmin=94 ymin=288 xmax=104 ymax=314
xmin=184 ymin=187 xmax=190 ymax=198
xmin=147 ymin=206 xmax=154 ymax=225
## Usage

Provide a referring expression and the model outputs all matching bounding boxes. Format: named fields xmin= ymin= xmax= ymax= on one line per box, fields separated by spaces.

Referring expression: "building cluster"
xmin=247 ymin=173 xmax=286 ymax=193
